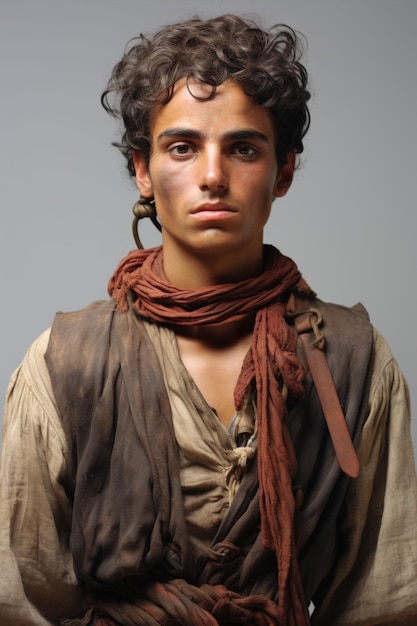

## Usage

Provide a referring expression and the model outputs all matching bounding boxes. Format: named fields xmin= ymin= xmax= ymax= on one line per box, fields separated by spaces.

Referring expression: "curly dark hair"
xmin=101 ymin=14 xmax=311 ymax=176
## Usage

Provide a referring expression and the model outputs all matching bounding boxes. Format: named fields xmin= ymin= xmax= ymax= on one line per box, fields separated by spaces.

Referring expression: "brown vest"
xmin=45 ymin=297 xmax=373 ymax=606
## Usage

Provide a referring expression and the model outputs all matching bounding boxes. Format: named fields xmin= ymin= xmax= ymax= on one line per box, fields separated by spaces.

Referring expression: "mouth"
xmin=191 ymin=202 xmax=237 ymax=216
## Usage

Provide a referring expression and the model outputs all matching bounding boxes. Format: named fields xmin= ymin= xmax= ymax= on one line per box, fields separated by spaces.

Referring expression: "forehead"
xmin=150 ymin=79 xmax=276 ymax=141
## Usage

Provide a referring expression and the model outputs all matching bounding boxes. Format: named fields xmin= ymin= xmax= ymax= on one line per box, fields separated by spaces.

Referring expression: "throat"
xmin=174 ymin=316 xmax=254 ymax=427
xmin=173 ymin=314 xmax=255 ymax=347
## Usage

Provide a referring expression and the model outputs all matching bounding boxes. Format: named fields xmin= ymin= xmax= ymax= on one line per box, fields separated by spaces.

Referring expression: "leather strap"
xmin=290 ymin=301 xmax=360 ymax=478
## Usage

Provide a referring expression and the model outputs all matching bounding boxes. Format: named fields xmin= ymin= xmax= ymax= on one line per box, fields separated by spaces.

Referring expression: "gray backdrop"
xmin=1 ymin=0 xmax=416 ymax=452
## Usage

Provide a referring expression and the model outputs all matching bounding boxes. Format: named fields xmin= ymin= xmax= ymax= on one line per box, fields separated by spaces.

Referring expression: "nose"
xmin=199 ymin=147 xmax=228 ymax=192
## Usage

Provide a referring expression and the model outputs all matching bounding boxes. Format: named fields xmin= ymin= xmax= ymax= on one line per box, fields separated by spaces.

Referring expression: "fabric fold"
xmin=108 ymin=244 xmax=313 ymax=624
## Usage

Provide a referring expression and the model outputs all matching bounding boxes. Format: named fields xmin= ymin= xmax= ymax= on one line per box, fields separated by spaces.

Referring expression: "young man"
xmin=1 ymin=14 xmax=416 ymax=626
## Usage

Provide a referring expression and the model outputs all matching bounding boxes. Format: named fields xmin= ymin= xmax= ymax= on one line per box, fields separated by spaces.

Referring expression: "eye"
xmin=231 ymin=143 xmax=258 ymax=159
xmin=169 ymin=143 xmax=195 ymax=157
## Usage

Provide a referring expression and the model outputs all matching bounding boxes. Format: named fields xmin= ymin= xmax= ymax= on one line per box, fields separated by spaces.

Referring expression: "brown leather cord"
xmin=289 ymin=299 xmax=360 ymax=479
xmin=131 ymin=197 xmax=162 ymax=250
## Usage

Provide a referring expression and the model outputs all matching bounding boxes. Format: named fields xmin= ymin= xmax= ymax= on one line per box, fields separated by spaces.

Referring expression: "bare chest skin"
xmin=175 ymin=323 xmax=253 ymax=427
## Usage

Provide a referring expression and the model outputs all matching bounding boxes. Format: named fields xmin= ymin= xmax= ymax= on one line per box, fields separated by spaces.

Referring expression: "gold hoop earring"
xmin=132 ymin=197 xmax=162 ymax=249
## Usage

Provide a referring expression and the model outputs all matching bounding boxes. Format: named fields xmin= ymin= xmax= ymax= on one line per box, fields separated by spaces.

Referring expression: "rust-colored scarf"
xmin=108 ymin=244 xmax=313 ymax=625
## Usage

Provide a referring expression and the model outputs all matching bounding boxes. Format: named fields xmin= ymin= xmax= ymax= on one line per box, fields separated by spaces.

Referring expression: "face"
xmin=133 ymin=79 xmax=294 ymax=283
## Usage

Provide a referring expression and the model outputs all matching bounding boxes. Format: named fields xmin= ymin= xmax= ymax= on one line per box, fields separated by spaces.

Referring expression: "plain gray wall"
xmin=1 ymin=0 xmax=416 ymax=452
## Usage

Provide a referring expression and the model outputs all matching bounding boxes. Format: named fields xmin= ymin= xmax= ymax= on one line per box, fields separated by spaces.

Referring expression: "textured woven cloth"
xmin=108 ymin=244 xmax=313 ymax=624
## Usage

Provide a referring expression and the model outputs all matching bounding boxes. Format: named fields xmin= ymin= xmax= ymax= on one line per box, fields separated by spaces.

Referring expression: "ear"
xmin=273 ymin=151 xmax=296 ymax=198
xmin=132 ymin=150 xmax=153 ymax=198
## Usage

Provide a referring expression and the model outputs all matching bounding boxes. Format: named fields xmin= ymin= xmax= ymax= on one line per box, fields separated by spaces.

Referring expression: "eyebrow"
xmin=156 ymin=128 xmax=270 ymax=143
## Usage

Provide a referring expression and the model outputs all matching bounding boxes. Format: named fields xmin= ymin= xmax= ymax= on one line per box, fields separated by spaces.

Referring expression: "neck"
xmin=161 ymin=244 xmax=265 ymax=289
xmin=172 ymin=312 xmax=256 ymax=346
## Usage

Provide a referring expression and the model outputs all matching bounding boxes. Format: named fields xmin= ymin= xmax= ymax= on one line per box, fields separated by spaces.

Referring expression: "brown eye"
xmin=232 ymin=144 xmax=257 ymax=158
xmin=170 ymin=143 xmax=194 ymax=156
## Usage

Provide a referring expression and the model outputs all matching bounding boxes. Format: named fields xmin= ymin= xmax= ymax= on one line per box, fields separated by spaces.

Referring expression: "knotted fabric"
xmin=64 ymin=579 xmax=285 ymax=625
xmin=108 ymin=244 xmax=313 ymax=625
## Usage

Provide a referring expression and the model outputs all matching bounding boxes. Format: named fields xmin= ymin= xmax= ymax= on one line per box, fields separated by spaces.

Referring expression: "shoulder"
xmin=3 ymin=327 xmax=68 ymax=463
xmin=8 ymin=327 xmax=55 ymax=415
xmin=294 ymin=297 xmax=375 ymax=378
xmin=367 ymin=327 xmax=410 ymax=422
xmin=314 ymin=298 xmax=372 ymax=338
xmin=371 ymin=327 xmax=407 ymax=387
xmin=48 ymin=299 xmax=117 ymax=339
xmin=45 ymin=299 xmax=124 ymax=372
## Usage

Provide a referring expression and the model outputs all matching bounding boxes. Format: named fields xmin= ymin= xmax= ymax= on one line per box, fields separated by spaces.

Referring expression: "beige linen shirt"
xmin=0 ymin=324 xmax=416 ymax=625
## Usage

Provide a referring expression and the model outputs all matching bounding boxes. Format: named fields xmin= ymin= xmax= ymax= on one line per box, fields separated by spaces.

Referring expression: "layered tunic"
xmin=1 ymin=294 xmax=416 ymax=624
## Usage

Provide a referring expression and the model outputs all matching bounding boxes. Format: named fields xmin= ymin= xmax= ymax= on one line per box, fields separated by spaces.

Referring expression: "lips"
xmin=191 ymin=202 xmax=236 ymax=214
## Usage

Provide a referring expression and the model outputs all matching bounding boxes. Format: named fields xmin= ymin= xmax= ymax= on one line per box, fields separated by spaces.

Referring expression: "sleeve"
xmin=0 ymin=330 xmax=84 ymax=625
xmin=311 ymin=329 xmax=417 ymax=625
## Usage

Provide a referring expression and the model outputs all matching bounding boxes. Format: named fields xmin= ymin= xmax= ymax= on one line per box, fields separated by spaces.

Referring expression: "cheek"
xmin=246 ymin=168 xmax=278 ymax=205
xmin=152 ymin=163 xmax=186 ymax=203
xmin=150 ymin=168 xmax=187 ymax=228
xmin=249 ymin=170 xmax=276 ymax=225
